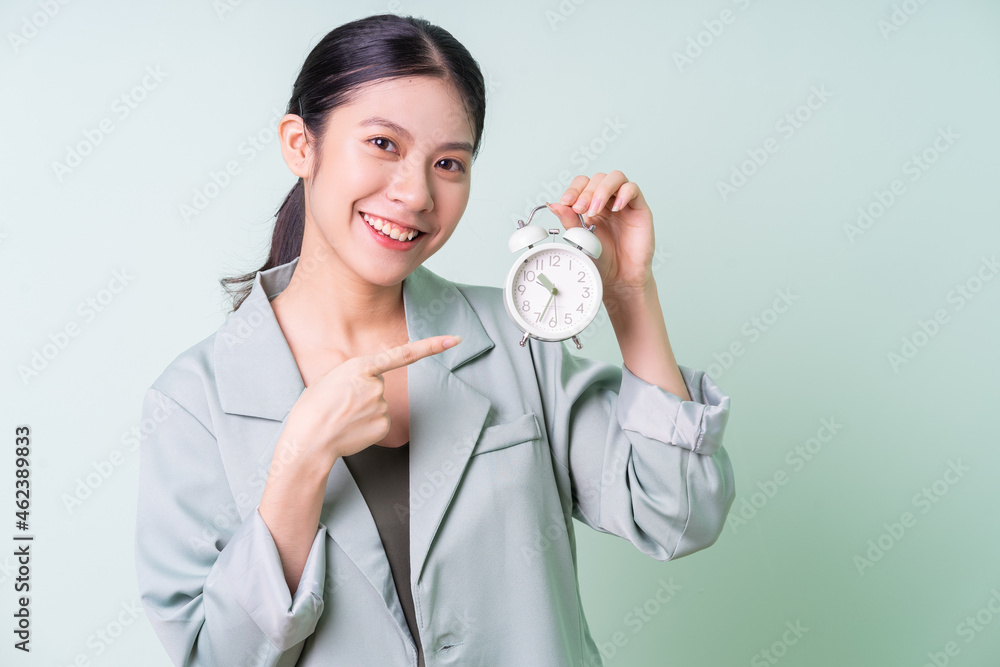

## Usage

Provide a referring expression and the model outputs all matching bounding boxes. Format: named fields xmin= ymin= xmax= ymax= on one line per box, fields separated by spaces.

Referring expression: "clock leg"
xmin=519 ymin=331 xmax=530 ymax=347
xmin=571 ymin=335 xmax=582 ymax=350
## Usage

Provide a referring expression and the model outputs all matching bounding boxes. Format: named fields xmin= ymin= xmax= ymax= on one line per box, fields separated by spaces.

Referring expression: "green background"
xmin=2 ymin=0 xmax=999 ymax=665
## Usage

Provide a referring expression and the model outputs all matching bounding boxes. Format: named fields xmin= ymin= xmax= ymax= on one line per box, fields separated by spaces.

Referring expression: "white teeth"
xmin=363 ymin=212 xmax=419 ymax=242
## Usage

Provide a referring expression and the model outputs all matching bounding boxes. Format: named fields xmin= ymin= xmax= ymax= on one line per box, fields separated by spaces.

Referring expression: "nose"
xmin=385 ymin=156 xmax=434 ymax=212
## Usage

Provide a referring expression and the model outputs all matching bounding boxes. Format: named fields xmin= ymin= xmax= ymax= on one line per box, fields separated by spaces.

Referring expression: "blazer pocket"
xmin=472 ymin=412 xmax=541 ymax=456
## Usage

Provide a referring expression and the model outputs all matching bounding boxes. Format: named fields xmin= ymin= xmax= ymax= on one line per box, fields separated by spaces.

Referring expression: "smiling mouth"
xmin=361 ymin=211 xmax=422 ymax=242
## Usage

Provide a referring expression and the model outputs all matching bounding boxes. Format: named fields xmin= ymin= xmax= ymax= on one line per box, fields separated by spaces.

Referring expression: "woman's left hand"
xmin=545 ymin=171 xmax=655 ymax=303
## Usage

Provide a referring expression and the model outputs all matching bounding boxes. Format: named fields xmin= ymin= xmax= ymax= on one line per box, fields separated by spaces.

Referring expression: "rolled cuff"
xmin=616 ymin=364 xmax=731 ymax=455
xmin=217 ymin=506 xmax=327 ymax=651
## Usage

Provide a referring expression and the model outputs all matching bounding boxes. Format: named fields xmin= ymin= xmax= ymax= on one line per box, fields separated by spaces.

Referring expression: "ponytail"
xmin=219 ymin=176 xmax=306 ymax=312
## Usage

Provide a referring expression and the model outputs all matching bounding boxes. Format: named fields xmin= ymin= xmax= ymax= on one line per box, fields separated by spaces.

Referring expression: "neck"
xmin=276 ymin=238 xmax=409 ymax=353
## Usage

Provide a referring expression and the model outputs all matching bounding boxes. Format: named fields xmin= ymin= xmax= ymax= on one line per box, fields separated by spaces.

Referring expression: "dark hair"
xmin=220 ymin=13 xmax=487 ymax=313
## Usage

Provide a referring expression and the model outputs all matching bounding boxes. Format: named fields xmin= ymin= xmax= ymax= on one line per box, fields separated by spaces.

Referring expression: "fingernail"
xmin=573 ymin=199 xmax=588 ymax=213
xmin=611 ymin=196 xmax=624 ymax=212
xmin=586 ymin=199 xmax=601 ymax=217
xmin=443 ymin=335 xmax=462 ymax=349
xmin=560 ymin=193 xmax=573 ymax=205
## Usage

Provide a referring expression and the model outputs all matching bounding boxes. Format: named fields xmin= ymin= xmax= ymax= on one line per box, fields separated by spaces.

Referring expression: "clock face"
xmin=505 ymin=245 xmax=602 ymax=341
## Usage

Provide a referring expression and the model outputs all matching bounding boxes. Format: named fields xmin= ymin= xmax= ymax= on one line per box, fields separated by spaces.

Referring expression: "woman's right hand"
xmin=275 ymin=334 xmax=462 ymax=473
xmin=258 ymin=333 xmax=459 ymax=596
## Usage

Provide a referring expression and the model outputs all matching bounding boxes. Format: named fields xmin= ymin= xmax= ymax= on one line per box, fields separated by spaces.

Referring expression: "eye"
xmin=368 ymin=136 xmax=466 ymax=173
xmin=368 ymin=136 xmax=398 ymax=153
xmin=437 ymin=158 xmax=466 ymax=174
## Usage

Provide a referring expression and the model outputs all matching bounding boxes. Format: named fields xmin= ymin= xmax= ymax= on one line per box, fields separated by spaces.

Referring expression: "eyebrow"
xmin=359 ymin=116 xmax=474 ymax=154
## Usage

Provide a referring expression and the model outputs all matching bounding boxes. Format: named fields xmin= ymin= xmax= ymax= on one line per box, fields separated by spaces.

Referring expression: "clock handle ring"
xmin=522 ymin=204 xmax=588 ymax=230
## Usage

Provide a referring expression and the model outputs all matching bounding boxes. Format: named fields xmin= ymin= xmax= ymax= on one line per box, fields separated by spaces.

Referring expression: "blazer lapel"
xmin=400 ymin=266 xmax=494 ymax=584
xmin=213 ymin=256 xmax=495 ymax=638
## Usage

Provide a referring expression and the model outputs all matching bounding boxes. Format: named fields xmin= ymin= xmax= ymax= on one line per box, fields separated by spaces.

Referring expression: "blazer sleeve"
xmin=530 ymin=339 xmax=736 ymax=560
xmin=134 ymin=386 xmax=328 ymax=666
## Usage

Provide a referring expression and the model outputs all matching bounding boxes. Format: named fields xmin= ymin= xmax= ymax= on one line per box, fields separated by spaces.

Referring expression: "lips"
xmin=360 ymin=211 xmax=423 ymax=242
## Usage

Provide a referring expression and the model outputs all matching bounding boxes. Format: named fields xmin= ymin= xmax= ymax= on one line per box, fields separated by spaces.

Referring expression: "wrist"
xmin=604 ymin=280 xmax=659 ymax=322
xmin=269 ymin=433 xmax=336 ymax=486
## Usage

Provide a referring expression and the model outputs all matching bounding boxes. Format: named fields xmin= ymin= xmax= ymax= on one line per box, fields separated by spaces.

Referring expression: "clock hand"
xmin=537 ymin=273 xmax=557 ymax=294
xmin=536 ymin=290 xmax=554 ymax=323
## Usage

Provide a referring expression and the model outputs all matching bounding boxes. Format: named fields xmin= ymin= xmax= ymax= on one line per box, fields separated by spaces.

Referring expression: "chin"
xmin=353 ymin=259 xmax=412 ymax=286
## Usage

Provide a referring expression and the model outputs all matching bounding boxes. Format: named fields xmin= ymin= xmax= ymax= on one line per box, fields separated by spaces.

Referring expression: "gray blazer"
xmin=133 ymin=256 xmax=735 ymax=666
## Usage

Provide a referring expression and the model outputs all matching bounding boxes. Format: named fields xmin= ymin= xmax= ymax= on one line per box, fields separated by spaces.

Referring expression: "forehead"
xmin=331 ymin=76 xmax=474 ymax=146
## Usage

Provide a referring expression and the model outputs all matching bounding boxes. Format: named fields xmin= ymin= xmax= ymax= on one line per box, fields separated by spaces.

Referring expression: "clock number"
xmin=577 ymin=271 xmax=586 ymax=283
xmin=564 ymin=313 xmax=572 ymax=325
xmin=521 ymin=300 xmax=530 ymax=311
xmin=576 ymin=304 xmax=584 ymax=313
xmin=582 ymin=286 xmax=590 ymax=298
xmin=535 ymin=258 xmax=543 ymax=270
xmin=550 ymin=255 xmax=560 ymax=268
xmin=548 ymin=316 xmax=556 ymax=328
xmin=516 ymin=284 xmax=525 ymax=294
xmin=525 ymin=270 xmax=535 ymax=283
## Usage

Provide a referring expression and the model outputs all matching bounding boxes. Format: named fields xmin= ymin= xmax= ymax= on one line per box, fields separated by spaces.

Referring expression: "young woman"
xmin=134 ymin=13 xmax=735 ymax=667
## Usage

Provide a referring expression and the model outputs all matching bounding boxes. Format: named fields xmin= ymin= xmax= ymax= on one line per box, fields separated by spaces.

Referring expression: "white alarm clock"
xmin=503 ymin=204 xmax=603 ymax=349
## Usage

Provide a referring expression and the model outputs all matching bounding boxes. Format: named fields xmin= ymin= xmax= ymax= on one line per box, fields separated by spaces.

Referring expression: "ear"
xmin=279 ymin=113 xmax=312 ymax=180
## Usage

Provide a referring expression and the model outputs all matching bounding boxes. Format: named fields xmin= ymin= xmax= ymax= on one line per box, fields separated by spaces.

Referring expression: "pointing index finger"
xmin=364 ymin=334 xmax=462 ymax=376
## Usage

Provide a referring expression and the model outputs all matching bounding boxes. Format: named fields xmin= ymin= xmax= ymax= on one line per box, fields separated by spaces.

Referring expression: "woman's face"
xmin=287 ymin=76 xmax=476 ymax=286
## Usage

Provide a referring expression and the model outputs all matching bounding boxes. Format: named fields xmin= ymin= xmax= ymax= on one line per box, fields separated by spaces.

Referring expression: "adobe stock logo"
xmin=704 ymin=288 xmax=798 ymax=381
xmin=7 ymin=0 xmax=73 ymax=54
xmin=750 ymin=620 xmax=809 ymax=667
xmin=852 ymin=459 xmax=969 ymax=576
xmin=716 ymin=86 xmax=833 ymax=202
xmin=921 ymin=587 xmax=1000 ymax=667
xmin=18 ymin=268 xmax=135 ymax=386
xmin=545 ymin=0 xmax=591 ymax=31
xmin=51 ymin=66 xmax=168 ymax=183
xmin=214 ymin=0 xmax=246 ymax=20
xmin=596 ymin=578 xmax=682 ymax=663
xmin=843 ymin=126 xmax=958 ymax=244
xmin=877 ymin=0 xmax=932 ymax=40
xmin=512 ymin=117 xmax=627 ymax=224
xmin=727 ymin=416 xmax=843 ymax=534
xmin=886 ymin=254 xmax=997 ymax=373
xmin=179 ymin=107 xmax=285 ymax=224
xmin=672 ymin=0 xmax=756 ymax=73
